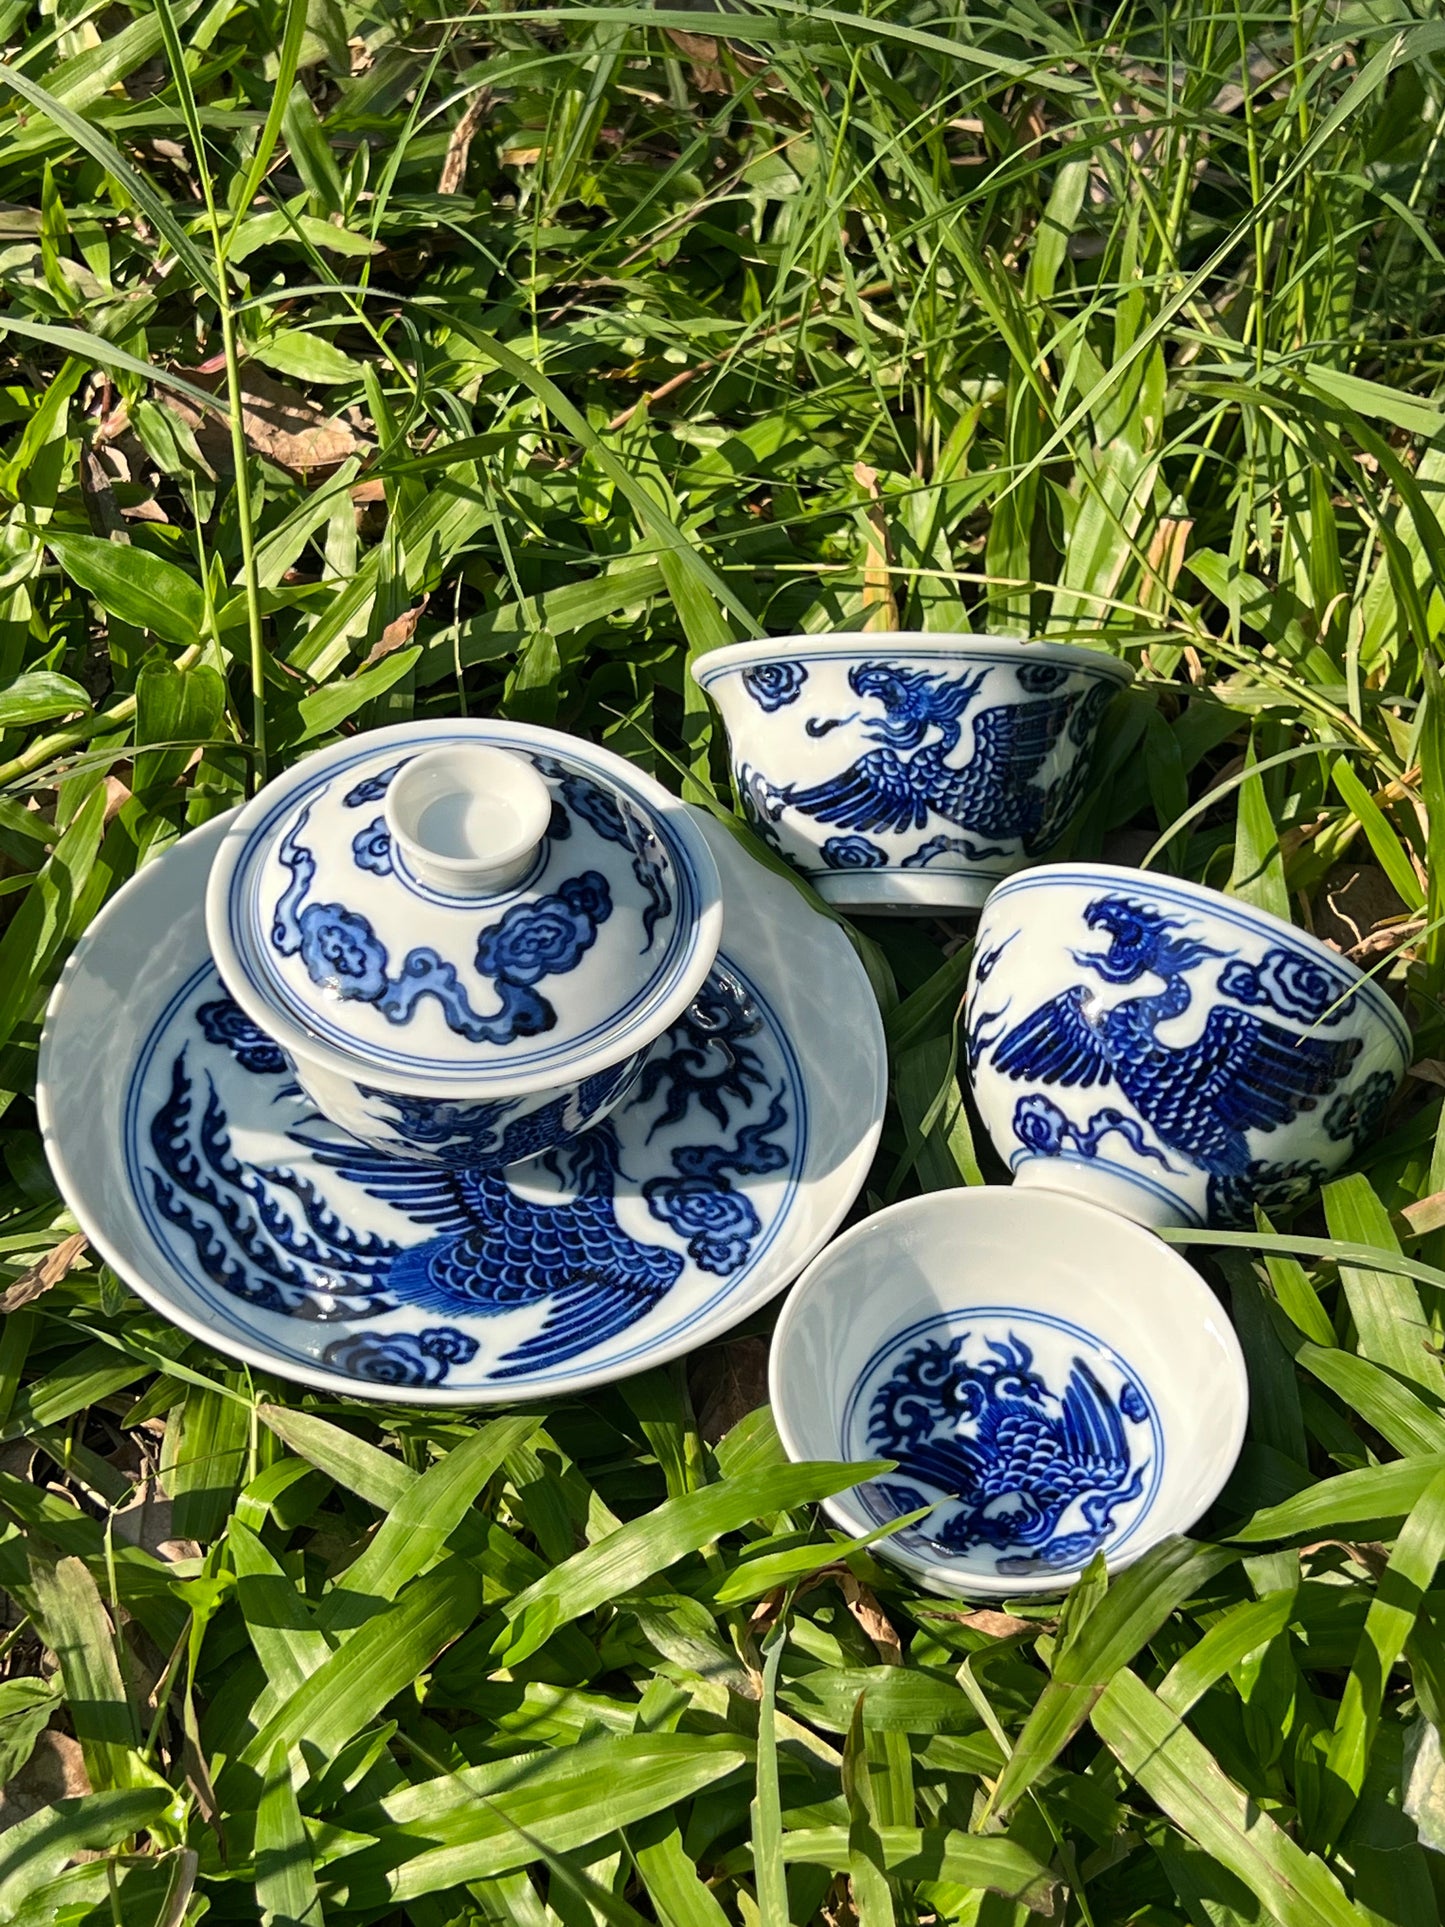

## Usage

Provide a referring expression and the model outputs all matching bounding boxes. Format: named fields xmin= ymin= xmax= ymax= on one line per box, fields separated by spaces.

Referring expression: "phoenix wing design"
xmin=1133 ymin=1006 xmax=1361 ymax=1172
xmin=947 ymin=695 xmax=1073 ymax=840
xmin=777 ymin=747 xmax=931 ymax=836
xmin=1056 ymin=1359 xmax=1132 ymax=1490
xmin=991 ymin=986 xmax=1114 ymax=1089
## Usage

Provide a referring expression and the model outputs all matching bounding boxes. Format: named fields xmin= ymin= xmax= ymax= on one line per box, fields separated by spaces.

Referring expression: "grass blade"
xmin=496 ymin=1459 xmax=888 ymax=1665
xmin=25 ymin=1555 xmax=150 ymax=1794
xmin=749 ymin=1614 xmax=788 ymax=1927
xmin=1318 ymin=1466 xmax=1445 ymax=1848
xmin=256 ymin=1740 xmax=322 ymax=1927
xmin=0 ymin=64 xmax=218 ymax=299
xmin=988 ymin=1538 xmax=1237 ymax=1816
xmin=1092 ymin=1668 xmax=1364 ymax=1927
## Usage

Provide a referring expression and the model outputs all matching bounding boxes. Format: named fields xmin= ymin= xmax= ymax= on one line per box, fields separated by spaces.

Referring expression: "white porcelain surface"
xmin=693 ymin=635 xmax=1131 ymax=914
xmin=966 ymin=864 xmax=1410 ymax=1229
xmin=769 ymin=1188 xmax=1248 ymax=1598
xmin=38 ymin=810 xmax=887 ymax=1404
xmin=205 ymin=721 xmax=724 ymax=1164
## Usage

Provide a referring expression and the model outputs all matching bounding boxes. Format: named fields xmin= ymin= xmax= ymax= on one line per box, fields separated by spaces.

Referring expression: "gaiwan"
xmin=205 ymin=721 xmax=724 ymax=1167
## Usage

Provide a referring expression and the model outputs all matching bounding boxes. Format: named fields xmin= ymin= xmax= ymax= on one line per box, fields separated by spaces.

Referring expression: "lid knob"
xmin=384 ymin=745 xmax=552 ymax=896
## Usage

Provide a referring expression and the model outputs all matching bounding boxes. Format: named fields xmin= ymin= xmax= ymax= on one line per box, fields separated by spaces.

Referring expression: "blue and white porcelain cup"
xmin=693 ymin=634 xmax=1133 ymax=914
xmin=206 ymin=722 xmax=724 ymax=1168
xmin=770 ymin=1187 xmax=1249 ymax=1597
xmin=966 ymin=863 xmax=1411 ymax=1229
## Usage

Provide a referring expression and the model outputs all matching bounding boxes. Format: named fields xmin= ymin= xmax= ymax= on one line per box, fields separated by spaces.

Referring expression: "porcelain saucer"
xmin=39 ymin=808 xmax=886 ymax=1403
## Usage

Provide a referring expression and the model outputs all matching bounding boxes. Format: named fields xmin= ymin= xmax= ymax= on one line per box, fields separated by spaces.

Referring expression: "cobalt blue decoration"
xmin=821 ymin=834 xmax=886 ymax=870
xmin=742 ymin=662 xmax=809 ymax=711
xmin=1015 ymin=661 xmax=1071 ymax=694
xmin=902 ymin=832 xmax=1005 ymax=870
xmin=967 ymin=874 xmax=1409 ymax=1228
xmin=694 ymin=641 xmax=1131 ymax=913
xmin=858 ymin=1324 xmax=1154 ymax=1572
xmin=1010 ymin=1093 xmax=1173 ymax=1169
xmin=209 ymin=722 xmax=721 ymax=1176
xmin=634 ymin=968 xmax=766 ymax=1131
xmin=751 ymin=663 xmax=1111 ymax=854
xmin=533 ymin=757 xmax=672 ymax=949
xmin=474 ymin=871 xmax=612 ymax=985
xmin=343 ymin=762 xmax=403 ymax=807
xmin=980 ymin=894 xmax=1362 ymax=1223
xmin=352 ymin=818 xmax=393 ymax=875
xmin=137 ymin=964 xmax=797 ymax=1383
xmin=196 ymin=999 xmax=288 ymax=1077
xmin=644 ymin=1092 xmax=789 ymax=1270
xmin=322 ymin=1326 xmax=479 ymax=1387
xmin=354 ymin=1055 xmax=644 ymax=1170
xmin=271 ymin=805 xmax=617 ymax=1048
xmin=1217 ymin=946 xmax=1352 ymax=1024
xmin=1324 ymin=1070 xmax=1396 ymax=1147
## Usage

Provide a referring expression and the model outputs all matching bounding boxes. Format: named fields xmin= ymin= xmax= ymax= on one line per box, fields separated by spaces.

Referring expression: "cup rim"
xmin=768 ymin=1186 xmax=1249 ymax=1597
xmin=691 ymin=632 xmax=1136 ymax=689
xmin=982 ymin=860 xmax=1411 ymax=1056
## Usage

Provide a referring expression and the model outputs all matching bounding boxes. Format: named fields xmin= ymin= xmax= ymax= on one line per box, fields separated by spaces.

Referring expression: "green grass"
xmin=2 ymin=0 xmax=1445 ymax=1920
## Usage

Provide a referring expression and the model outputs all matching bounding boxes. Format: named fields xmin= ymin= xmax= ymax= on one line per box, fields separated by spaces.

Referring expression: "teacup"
xmin=769 ymin=1188 xmax=1248 ymax=1597
xmin=966 ymin=863 xmax=1411 ymax=1228
xmin=693 ymin=634 xmax=1132 ymax=914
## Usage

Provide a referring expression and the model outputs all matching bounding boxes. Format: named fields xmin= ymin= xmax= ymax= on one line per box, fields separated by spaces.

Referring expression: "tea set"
xmin=38 ymin=633 xmax=1407 ymax=1598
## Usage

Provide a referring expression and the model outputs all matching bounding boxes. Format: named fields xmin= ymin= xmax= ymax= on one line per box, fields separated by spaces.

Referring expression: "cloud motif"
xmin=741 ymin=661 xmax=808 ymax=711
xmin=821 ymin=834 xmax=887 ymax=870
xmin=322 ymin=1325 xmax=480 ymax=1387
xmin=1219 ymin=946 xmax=1352 ymax=1025
xmin=352 ymin=818 xmax=393 ymax=875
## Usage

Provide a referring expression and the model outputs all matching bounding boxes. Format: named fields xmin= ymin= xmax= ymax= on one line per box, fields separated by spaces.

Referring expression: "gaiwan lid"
xmin=205 ymin=721 xmax=724 ymax=1096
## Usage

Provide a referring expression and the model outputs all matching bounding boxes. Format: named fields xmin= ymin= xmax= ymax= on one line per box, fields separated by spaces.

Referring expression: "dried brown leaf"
xmin=440 ymin=91 xmax=492 ymax=193
xmin=183 ymin=1685 xmax=219 ymax=1825
xmin=0 ymin=1730 xmax=90 ymax=1835
xmin=954 ymin=1608 xmax=1033 ymax=1639
xmin=364 ymin=595 xmax=429 ymax=667
xmin=665 ymin=26 xmax=730 ymax=92
xmin=837 ymin=1571 xmax=902 ymax=1664
xmin=1139 ymin=515 xmax=1192 ymax=612
xmin=0 ymin=1233 xmax=88 ymax=1314
xmin=1314 ymin=863 xmax=1410 ymax=952
xmin=0 ymin=204 xmax=42 ymax=239
xmin=1347 ymin=919 xmax=1423 ymax=964
xmin=103 ymin=774 xmax=132 ymax=825
xmin=664 ymin=26 xmax=720 ymax=61
xmin=1300 ymin=1539 xmax=1390 ymax=1578
xmin=153 ymin=1848 xmax=200 ymax=1927
xmin=164 ymin=368 xmax=367 ymax=479
xmin=854 ymin=461 xmax=899 ymax=631
xmin=1400 ymin=1187 xmax=1445 ymax=1236
xmin=79 ymin=445 xmax=128 ymax=542
xmin=111 ymin=1481 xmax=202 ymax=1564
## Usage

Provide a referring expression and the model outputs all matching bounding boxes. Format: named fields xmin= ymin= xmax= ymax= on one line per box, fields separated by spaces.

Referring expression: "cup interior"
xmin=770 ymin=1188 xmax=1247 ymax=1597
